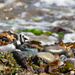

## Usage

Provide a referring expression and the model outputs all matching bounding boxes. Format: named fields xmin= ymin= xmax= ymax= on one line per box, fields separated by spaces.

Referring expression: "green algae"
xmin=60 ymin=61 xmax=74 ymax=73
xmin=18 ymin=28 xmax=51 ymax=35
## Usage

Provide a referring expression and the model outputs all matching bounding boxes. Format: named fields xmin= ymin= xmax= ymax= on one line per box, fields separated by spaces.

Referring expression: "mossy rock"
xmin=60 ymin=61 xmax=74 ymax=73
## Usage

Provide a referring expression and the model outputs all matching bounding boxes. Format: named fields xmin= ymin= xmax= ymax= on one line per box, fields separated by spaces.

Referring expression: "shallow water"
xmin=0 ymin=0 xmax=75 ymax=45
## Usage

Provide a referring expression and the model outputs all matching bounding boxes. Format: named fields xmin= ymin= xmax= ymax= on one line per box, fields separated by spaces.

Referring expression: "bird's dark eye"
xmin=22 ymin=35 xmax=28 ymax=40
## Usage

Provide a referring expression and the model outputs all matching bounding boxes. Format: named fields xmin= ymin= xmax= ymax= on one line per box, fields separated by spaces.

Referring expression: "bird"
xmin=0 ymin=31 xmax=30 ymax=53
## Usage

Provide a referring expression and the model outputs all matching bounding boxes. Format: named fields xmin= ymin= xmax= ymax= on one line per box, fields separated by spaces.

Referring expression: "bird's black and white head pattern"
xmin=18 ymin=33 xmax=29 ymax=44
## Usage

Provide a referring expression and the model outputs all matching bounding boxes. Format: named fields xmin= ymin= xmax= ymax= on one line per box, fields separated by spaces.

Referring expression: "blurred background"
xmin=0 ymin=0 xmax=75 ymax=45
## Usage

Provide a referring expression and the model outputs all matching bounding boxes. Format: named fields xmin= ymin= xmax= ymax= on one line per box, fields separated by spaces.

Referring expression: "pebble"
xmin=50 ymin=72 xmax=64 ymax=75
xmin=44 ymin=45 xmax=66 ymax=54
xmin=66 ymin=58 xmax=75 ymax=69
xmin=54 ymin=54 xmax=59 ymax=61
xmin=0 ymin=43 xmax=16 ymax=53
xmin=60 ymin=61 xmax=74 ymax=73
xmin=36 ymin=67 xmax=45 ymax=73
xmin=59 ymin=55 xmax=67 ymax=65
xmin=60 ymin=55 xmax=67 ymax=61
xmin=39 ymin=73 xmax=47 ymax=75
xmin=17 ymin=50 xmax=38 ymax=57
xmin=64 ymin=50 xmax=73 ymax=57
xmin=70 ymin=71 xmax=75 ymax=75
xmin=44 ymin=45 xmax=73 ymax=57
xmin=37 ymin=52 xmax=54 ymax=62
xmin=0 ymin=65 xmax=6 ymax=70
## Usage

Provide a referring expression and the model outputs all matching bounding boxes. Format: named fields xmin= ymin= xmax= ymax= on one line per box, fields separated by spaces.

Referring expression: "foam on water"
xmin=4 ymin=0 xmax=16 ymax=5
xmin=40 ymin=0 xmax=75 ymax=7
xmin=63 ymin=33 xmax=75 ymax=43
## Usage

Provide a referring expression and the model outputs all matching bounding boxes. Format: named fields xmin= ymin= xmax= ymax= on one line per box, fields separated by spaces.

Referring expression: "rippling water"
xmin=0 ymin=0 xmax=75 ymax=45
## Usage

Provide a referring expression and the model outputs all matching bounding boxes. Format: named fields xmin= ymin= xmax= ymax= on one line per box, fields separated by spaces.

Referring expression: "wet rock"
xmin=50 ymin=72 xmax=64 ymax=75
xmin=60 ymin=55 xmax=67 ymax=61
xmin=54 ymin=54 xmax=60 ymax=61
xmin=36 ymin=67 xmax=45 ymax=73
xmin=17 ymin=50 xmax=38 ymax=57
xmin=50 ymin=54 xmax=60 ymax=67
xmin=23 ymin=72 xmax=34 ymax=75
xmin=0 ymin=43 xmax=16 ymax=53
xmin=0 ymin=65 xmax=6 ymax=70
xmin=59 ymin=61 xmax=74 ymax=73
xmin=39 ymin=73 xmax=47 ymax=75
xmin=37 ymin=52 xmax=55 ymax=62
xmin=50 ymin=26 xmax=73 ymax=33
xmin=60 ymin=55 xmax=67 ymax=65
xmin=48 ymin=66 xmax=58 ymax=73
xmin=44 ymin=45 xmax=73 ymax=57
xmin=8 ymin=49 xmax=21 ymax=53
xmin=64 ymin=50 xmax=73 ymax=57
xmin=66 ymin=58 xmax=75 ymax=69
xmin=44 ymin=45 xmax=66 ymax=54
xmin=70 ymin=71 xmax=75 ymax=75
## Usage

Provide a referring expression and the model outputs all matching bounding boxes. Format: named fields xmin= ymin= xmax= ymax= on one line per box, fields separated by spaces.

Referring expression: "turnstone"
xmin=0 ymin=31 xmax=29 ymax=52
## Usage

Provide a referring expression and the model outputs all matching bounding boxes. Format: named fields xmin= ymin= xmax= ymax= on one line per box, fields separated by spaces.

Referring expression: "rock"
xmin=60 ymin=61 xmax=74 ymax=73
xmin=12 ymin=47 xmax=38 ymax=57
xmin=60 ymin=55 xmax=67 ymax=62
xmin=18 ymin=50 xmax=38 ymax=57
xmin=54 ymin=54 xmax=59 ymax=61
xmin=66 ymin=58 xmax=75 ymax=69
xmin=64 ymin=50 xmax=73 ymax=57
xmin=50 ymin=72 xmax=64 ymax=75
xmin=37 ymin=52 xmax=54 ymax=62
xmin=59 ymin=55 xmax=67 ymax=65
xmin=50 ymin=26 xmax=74 ymax=33
xmin=36 ymin=67 xmax=45 ymax=73
xmin=70 ymin=71 xmax=75 ymax=75
xmin=0 ymin=65 xmax=6 ymax=70
xmin=44 ymin=45 xmax=73 ymax=57
xmin=39 ymin=73 xmax=47 ymax=75
xmin=0 ymin=43 xmax=16 ymax=53
xmin=44 ymin=45 xmax=66 ymax=54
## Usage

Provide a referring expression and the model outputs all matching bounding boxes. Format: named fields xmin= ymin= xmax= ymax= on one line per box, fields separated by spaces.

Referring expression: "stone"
xmin=17 ymin=49 xmax=38 ymax=57
xmin=60 ymin=61 xmax=74 ymax=73
xmin=36 ymin=67 xmax=45 ymax=73
xmin=0 ymin=43 xmax=16 ymax=53
xmin=37 ymin=52 xmax=54 ymax=62
xmin=39 ymin=73 xmax=47 ymax=75
xmin=50 ymin=72 xmax=64 ymax=75
xmin=44 ymin=45 xmax=66 ymax=54
xmin=64 ymin=50 xmax=73 ymax=57
xmin=60 ymin=55 xmax=67 ymax=62
xmin=0 ymin=65 xmax=6 ymax=70
xmin=66 ymin=58 xmax=75 ymax=69
xmin=70 ymin=71 xmax=75 ymax=75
